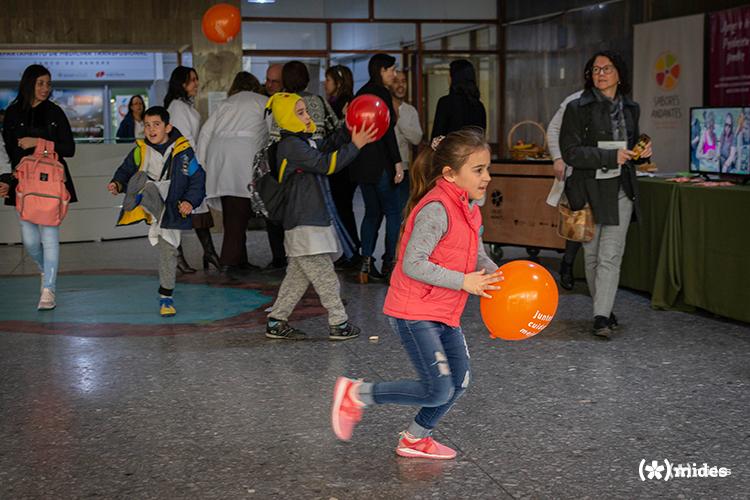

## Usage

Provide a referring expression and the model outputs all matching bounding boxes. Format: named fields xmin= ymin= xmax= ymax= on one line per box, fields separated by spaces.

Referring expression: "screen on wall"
xmin=50 ymin=88 xmax=105 ymax=141
xmin=690 ymin=107 xmax=750 ymax=176
xmin=0 ymin=89 xmax=16 ymax=130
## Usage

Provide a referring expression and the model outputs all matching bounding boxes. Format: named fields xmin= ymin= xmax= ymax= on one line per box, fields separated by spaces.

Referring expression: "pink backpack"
xmin=15 ymin=139 xmax=71 ymax=226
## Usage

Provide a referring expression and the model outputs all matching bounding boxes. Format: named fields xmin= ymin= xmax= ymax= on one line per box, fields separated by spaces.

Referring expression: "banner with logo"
xmin=0 ymin=52 xmax=157 ymax=82
xmin=709 ymin=6 xmax=750 ymax=105
xmin=633 ymin=15 xmax=704 ymax=172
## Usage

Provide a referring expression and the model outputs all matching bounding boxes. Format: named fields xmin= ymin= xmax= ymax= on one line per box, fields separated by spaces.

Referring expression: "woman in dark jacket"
xmin=115 ymin=94 xmax=145 ymax=143
xmin=431 ymin=59 xmax=486 ymax=139
xmin=559 ymin=50 xmax=652 ymax=339
xmin=1 ymin=64 xmax=76 ymax=311
xmin=348 ymin=53 xmax=403 ymax=282
xmin=324 ymin=64 xmax=361 ymax=268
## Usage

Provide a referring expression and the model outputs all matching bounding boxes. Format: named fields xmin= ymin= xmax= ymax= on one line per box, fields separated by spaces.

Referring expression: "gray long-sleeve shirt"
xmin=401 ymin=201 xmax=498 ymax=290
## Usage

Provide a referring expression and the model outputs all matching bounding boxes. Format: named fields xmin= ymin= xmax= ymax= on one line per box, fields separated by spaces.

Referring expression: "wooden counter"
xmin=480 ymin=162 xmax=566 ymax=251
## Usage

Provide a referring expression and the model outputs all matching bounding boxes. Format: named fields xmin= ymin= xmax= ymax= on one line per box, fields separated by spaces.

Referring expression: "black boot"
xmin=608 ymin=313 xmax=619 ymax=330
xmin=592 ymin=315 xmax=612 ymax=339
xmin=358 ymin=256 xmax=384 ymax=284
xmin=559 ymin=259 xmax=574 ymax=290
xmin=176 ymin=244 xmax=196 ymax=274
xmin=381 ymin=260 xmax=394 ymax=281
xmin=335 ymin=252 xmax=361 ymax=270
xmin=195 ymin=228 xmax=221 ymax=271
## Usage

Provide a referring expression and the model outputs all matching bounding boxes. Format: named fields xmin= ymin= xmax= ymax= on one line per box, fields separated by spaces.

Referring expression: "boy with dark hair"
xmin=107 ymin=105 xmax=206 ymax=316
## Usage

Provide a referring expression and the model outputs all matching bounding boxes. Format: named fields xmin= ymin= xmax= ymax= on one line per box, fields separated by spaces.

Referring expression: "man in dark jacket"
xmin=348 ymin=53 xmax=404 ymax=282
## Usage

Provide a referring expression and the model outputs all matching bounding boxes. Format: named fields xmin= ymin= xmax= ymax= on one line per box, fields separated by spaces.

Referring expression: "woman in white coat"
xmin=165 ymin=66 xmax=221 ymax=272
xmin=197 ymin=72 xmax=268 ymax=272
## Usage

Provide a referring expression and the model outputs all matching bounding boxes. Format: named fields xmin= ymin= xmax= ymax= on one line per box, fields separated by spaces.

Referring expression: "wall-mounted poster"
xmin=709 ymin=6 xmax=750 ymax=106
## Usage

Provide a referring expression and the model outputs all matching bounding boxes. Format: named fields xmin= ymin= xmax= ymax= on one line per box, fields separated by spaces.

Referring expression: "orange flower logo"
xmin=655 ymin=52 xmax=680 ymax=90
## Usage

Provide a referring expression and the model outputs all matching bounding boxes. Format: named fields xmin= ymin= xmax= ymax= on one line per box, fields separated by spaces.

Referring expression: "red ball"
xmin=202 ymin=4 xmax=241 ymax=44
xmin=345 ymin=95 xmax=391 ymax=141
xmin=480 ymin=260 xmax=559 ymax=341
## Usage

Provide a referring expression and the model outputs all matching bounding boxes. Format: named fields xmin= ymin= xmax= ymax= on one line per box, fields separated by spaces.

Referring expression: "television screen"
xmin=690 ymin=107 xmax=750 ymax=175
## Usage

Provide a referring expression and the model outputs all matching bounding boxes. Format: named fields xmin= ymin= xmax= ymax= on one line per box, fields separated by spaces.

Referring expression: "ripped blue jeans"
xmin=372 ymin=318 xmax=471 ymax=430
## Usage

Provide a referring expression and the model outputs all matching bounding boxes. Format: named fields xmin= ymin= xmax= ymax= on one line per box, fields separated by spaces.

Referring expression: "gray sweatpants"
xmin=583 ymin=189 xmax=633 ymax=318
xmin=158 ymin=236 xmax=178 ymax=295
xmin=269 ymin=254 xmax=347 ymax=325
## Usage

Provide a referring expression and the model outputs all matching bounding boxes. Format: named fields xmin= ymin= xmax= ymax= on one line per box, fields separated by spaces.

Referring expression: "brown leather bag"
xmin=557 ymin=200 xmax=594 ymax=242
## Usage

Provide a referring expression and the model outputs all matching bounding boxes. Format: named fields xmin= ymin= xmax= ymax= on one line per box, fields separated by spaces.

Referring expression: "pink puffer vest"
xmin=383 ymin=178 xmax=482 ymax=327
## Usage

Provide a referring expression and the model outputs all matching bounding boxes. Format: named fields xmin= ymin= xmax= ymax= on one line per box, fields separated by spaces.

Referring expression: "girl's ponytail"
xmin=403 ymin=146 xmax=436 ymax=221
xmin=402 ymin=127 xmax=489 ymax=222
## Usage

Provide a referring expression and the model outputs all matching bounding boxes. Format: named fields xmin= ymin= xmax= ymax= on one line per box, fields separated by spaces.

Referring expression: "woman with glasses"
xmin=559 ymin=50 xmax=652 ymax=339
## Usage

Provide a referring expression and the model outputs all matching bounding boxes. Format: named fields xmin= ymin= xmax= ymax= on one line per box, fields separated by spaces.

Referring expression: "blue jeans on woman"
xmin=359 ymin=170 xmax=402 ymax=266
xmin=19 ymin=219 xmax=60 ymax=292
xmin=397 ymin=170 xmax=410 ymax=213
xmin=372 ymin=318 xmax=471 ymax=430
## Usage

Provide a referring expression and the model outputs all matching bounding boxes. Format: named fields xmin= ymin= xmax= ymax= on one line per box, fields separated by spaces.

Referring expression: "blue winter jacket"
xmin=111 ymin=128 xmax=205 ymax=230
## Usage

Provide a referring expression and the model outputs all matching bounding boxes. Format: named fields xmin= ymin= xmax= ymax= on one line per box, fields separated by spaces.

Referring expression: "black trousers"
xmin=220 ymin=196 xmax=252 ymax=266
xmin=563 ymin=239 xmax=582 ymax=264
xmin=266 ymin=219 xmax=286 ymax=265
xmin=329 ymin=167 xmax=361 ymax=251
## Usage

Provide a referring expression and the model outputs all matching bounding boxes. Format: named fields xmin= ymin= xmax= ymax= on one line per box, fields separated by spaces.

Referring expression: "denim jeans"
xmin=19 ymin=219 xmax=60 ymax=292
xmin=372 ymin=318 xmax=471 ymax=430
xmin=359 ymin=170 xmax=402 ymax=265
xmin=397 ymin=170 xmax=410 ymax=214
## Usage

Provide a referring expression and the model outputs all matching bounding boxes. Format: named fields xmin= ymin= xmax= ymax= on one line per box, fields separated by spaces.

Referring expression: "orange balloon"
xmin=202 ymin=4 xmax=242 ymax=44
xmin=480 ymin=260 xmax=559 ymax=341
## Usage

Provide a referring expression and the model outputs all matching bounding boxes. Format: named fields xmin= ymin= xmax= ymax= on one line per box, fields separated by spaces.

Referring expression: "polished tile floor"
xmin=1 ymin=225 xmax=748 ymax=499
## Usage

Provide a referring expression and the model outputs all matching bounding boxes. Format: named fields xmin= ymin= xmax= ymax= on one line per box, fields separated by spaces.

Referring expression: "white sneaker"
xmin=38 ymin=288 xmax=56 ymax=310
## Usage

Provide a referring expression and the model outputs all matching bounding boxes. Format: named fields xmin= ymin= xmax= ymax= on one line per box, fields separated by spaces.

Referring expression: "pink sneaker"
xmin=395 ymin=432 xmax=457 ymax=460
xmin=331 ymin=377 xmax=364 ymax=441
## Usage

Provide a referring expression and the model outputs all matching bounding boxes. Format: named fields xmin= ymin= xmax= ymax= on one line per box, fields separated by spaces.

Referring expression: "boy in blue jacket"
xmin=107 ymin=106 xmax=206 ymax=317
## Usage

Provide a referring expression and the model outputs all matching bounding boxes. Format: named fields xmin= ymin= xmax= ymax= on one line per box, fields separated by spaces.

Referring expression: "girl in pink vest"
xmin=331 ymin=128 xmax=504 ymax=459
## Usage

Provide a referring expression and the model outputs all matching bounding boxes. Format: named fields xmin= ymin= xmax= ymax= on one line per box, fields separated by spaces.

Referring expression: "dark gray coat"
xmin=560 ymin=89 xmax=643 ymax=225
xmin=276 ymin=127 xmax=360 ymax=230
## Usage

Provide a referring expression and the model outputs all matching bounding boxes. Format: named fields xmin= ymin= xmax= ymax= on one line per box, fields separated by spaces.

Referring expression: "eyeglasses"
xmin=592 ymin=65 xmax=615 ymax=75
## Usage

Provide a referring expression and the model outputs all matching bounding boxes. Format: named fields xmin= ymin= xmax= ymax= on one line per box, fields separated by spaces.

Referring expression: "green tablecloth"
xmin=576 ymin=178 xmax=750 ymax=323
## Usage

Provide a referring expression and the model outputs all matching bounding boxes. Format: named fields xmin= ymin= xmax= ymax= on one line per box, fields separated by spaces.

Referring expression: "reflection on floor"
xmin=0 ymin=232 xmax=748 ymax=498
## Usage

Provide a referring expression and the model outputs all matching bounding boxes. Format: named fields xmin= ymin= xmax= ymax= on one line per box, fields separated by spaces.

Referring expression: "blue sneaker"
xmin=160 ymin=297 xmax=176 ymax=317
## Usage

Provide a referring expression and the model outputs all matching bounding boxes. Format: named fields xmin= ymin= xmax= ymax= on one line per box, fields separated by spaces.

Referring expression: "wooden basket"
xmin=507 ymin=120 xmax=548 ymax=160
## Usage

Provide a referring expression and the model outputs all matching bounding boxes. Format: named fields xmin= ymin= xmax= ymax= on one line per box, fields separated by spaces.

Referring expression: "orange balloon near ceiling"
xmin=202 ymin=4 xmax=242 ymax=44
xmin=480 ymin=260 xmax=559 ymax=341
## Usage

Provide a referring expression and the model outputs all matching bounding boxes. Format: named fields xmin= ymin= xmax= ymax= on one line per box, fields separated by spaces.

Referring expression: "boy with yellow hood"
xmin=265 ymin=92 xmax=377 ymax=341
